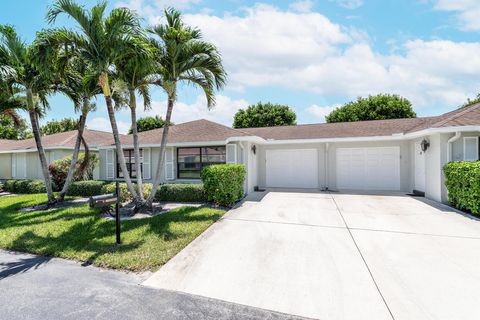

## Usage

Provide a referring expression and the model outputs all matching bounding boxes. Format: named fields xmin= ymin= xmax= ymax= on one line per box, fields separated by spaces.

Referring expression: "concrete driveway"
xmin=144 ymin=190 xmax=480 ymax=320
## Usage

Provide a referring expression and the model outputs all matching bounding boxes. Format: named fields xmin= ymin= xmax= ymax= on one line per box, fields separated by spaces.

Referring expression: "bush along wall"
xmin=201 ymin=164 xmax=246 ymax=207
xmin=2 ymin=179 xmax=47 ymax=194
xmin=444 ymin=161 xmax=480 ymax=215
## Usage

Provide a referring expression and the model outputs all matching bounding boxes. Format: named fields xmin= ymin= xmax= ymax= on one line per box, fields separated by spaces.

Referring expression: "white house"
xmin=95 ymin=103 xmax=480 ymax=204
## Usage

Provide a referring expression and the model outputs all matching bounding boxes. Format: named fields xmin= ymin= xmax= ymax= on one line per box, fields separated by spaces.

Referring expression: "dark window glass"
xmin=117 ymin=149 xmax=143 ymax=178
xmin=177 ymin=146 xmax=226 ymax=179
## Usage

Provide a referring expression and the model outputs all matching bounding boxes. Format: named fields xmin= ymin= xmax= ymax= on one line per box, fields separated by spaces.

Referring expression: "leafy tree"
xmin=41 ymin=118 xmax=80 ymax=135
xmin=0 ymin=115 xmax=31 ymax=140
xmin=0 ymin=25 xmax=57 ymax=204
xmin=326 ymin=94 xmax=416 ymax=123
xmin=128 ymin=115 xmax=168 ymax=133
xmin=233 ymin=102 xmax=297 ymax=128
xmin=47 ymin=0 xmax=146 ymax=205
xmin=145 ymin=8 xmax=227 ymax=208
xmin=461 ymin=93 xmax=480 ymax=108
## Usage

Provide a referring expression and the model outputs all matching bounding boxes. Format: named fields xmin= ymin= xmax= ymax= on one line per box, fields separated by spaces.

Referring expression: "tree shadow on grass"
xmin=0 ymin=255 xmax=51 ymax=280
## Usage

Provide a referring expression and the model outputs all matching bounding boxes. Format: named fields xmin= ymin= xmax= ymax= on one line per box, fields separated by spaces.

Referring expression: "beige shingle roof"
xmin=0 ymin=129 xmax=119 ymax=152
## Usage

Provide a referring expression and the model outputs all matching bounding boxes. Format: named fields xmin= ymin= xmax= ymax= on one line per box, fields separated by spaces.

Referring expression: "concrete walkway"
xmin=0 ymin=250 xmax=307 ymax=320
xmin=144 ymin=190 xmax=480 ymax=320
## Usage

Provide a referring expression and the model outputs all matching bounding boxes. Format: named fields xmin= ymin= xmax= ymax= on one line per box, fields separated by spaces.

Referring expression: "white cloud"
xmin=330 ymin=0 xmax=363 ymax=9
xmin=87 ymin=117 xmax=131 ymax=135
xmin=305 ymin=104 xmax=339 ymax=122
xmin=434 ymin=0 xmax=480 ymax=31
xmin=289 ymin=0 xmax=314 ymax=13
xmin=131 ymin=94 xmax=249 ymax=126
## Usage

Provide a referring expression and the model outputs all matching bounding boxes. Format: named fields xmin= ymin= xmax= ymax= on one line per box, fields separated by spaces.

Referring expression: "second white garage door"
xmin=336 ymin=147 xmax=401 ymax=191
xmin=266 ymin=149 xmax=318 ymax=188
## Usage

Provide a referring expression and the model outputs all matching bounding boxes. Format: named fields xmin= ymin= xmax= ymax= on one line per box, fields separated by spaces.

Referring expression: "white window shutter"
xmin=226 ymin=144 xmax=237 ymax=164
xmin=11 ymin=154 xmax=16 ymax=178
xmin=106 ymin=149 xmax=115 ymax=179
xmin=464 ymin=137 xmax=479 ymax=161
xmin=143 ymin=148 xmax=151 ymax=180
xmin=165 ymin=147 xmax=175 ymax=180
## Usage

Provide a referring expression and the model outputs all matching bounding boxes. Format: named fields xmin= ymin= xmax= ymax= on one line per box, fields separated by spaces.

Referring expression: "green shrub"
xmin=4 ymin=180 xmax=16 ymax=193
xmin=444 ymin=161 xmax=480 ymax=215
xmin=2 ymin=179 xmax=46 ymax=194
xmin=67 ymin=180 xmax=109 ymax=197
xmin=101 ymin=182 xmax=152 ymax=203
xmin=155 ymin=183 xmax=206 ymax=202
xmin=201 ymin=164 xmax=246 ymax=207
xmin=0 ymin=182 xmax=4 ymax=192
xmin=49 ymin=153 xmax=99 ymax=188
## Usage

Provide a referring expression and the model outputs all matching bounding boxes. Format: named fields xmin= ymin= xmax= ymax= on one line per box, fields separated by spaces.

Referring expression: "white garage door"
xmin=336 ymin=147 xmax=400 ymax=191
xmin=266 ymin=149 xmax=318 ymax=188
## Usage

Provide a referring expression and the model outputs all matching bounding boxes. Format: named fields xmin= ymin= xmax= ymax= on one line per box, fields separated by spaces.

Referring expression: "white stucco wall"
xmin=0 ymin=153 xmax=12 ymax=179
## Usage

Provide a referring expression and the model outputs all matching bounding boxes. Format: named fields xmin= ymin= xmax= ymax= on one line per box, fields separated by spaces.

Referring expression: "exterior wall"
xmin=326 ymin=140 xmax=412 ymax=192
xmin=424 ymin=133 xmax=450 ymax=203
xmin=257 ymin=143 xmax=326 ymax=189
xmin=0 ymin=153 xmax=12 ymax=179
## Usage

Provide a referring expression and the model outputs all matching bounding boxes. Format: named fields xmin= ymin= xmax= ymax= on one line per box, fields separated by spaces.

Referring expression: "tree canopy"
xmin=129 ymin=115 xmax=169 ymax=134
xmin=326 ymin=94 xmax=416 ymax=123
xmin=233 ymin=102 xmax=297 ymax=128
xmin=41 ymin=118 xmax=80 ymax=135
xmin=0 ymin=115 xmax=31 ymax=140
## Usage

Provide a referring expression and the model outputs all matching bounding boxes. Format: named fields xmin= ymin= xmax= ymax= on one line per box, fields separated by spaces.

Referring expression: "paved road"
xmin=0 ymin=250 xmax=306 ymax=320
xmin=144 ymin=190 xmax=480 ymax=320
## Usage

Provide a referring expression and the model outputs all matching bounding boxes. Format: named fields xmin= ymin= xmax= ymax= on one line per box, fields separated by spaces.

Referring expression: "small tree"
xmin=129 ymin=115 xmax=168 ymax=133
xmin=326 ymin=94 xmax=416 ymax=123
xmin=0 ymin=115 xmax=31 ymax=140
xmin=41 ymin=118 xmax=80 ymax=135
xmin=233 ymin=102 xmax=296 ymax=128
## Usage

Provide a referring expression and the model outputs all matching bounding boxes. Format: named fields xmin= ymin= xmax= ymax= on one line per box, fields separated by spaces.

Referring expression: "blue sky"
xmin=2 ymin=0 xmax=480 ymax=133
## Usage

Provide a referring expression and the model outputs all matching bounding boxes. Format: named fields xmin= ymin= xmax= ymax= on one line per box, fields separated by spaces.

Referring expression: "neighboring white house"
xmin=1 ymin=104 xmax=479 ymax=204
xmin=0 ymin=129 xmax=116 ymax=181
xmin=95 ymin=104 xmax=480 ymax=204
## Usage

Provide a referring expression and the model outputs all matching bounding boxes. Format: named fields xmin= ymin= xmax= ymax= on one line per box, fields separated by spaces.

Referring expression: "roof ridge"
xmin=432 ymin=103 xmax=480 ymax=128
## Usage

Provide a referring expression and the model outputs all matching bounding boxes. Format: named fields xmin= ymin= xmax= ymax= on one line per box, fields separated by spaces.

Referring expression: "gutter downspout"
xmin=238 ymin=142 xmax=247 ymax=193
xmin=447 ymin=132 xmax=461 ymax=162
xmin=325 ymin=143 xmax=330 ymax=191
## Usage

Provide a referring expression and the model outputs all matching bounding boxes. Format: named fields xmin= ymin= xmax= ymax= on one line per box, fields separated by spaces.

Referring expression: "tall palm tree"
xmin=145 ymin=8 xmax=227 ymax=207
xmin=0 ymin=25 xmax=57 ymax=204
xmin=46 ymin=0 xmax=146 ymax=205
xmin=113 ymin=36 xmax=156 ymax=203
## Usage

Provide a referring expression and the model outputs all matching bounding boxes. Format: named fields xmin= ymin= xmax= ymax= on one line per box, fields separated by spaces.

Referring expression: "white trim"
xmin=98 ymin=141 xmax=227 ymax=150
xmin=0 ymin=146 xmax=100 ymax=154
xmin=463 ymin=136 xmax=479 ymax=161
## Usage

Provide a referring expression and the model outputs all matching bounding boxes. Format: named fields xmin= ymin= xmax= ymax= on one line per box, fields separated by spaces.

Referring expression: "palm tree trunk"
xmin=129 ymin=89 xmax=144 ymax=201
xmin=146 ymin=94 xmax=174 ymax=205
xmin=26 ymin=89 xmax=55 ymax=205
xmin=58 ymin=99 xmax=89 ymax=202
xmin=99 ymin=72 xmax=140 ymax=203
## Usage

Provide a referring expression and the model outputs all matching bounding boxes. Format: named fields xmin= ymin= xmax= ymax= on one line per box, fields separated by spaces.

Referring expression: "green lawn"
xmin=0 ymin=194 xmax=224 ymax=271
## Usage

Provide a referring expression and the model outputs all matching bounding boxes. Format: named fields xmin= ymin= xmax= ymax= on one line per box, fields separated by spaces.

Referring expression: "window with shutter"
xmin=106 ymin=149 xmax=115 ymax=179
xmin=165 ymin=147 xmax=175 ymax=180
xmin=464 ymin=137 xmax=479 ymax=161
xmin=143 ymin=148 xmax=151 ymax=180
xmin=226 ymin=144 xmax=237 ymax=164
xmin=11 ymin=154 xmax=16 ymax=178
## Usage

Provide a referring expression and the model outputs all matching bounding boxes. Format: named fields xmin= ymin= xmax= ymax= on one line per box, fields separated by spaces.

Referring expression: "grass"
xmin=0 ymin=194 xmax=225 ymax=271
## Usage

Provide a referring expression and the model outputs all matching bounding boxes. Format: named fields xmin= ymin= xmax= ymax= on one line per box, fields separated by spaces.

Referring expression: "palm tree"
xmin=0 ymin=82 xmax=27 ymax=127
xmin=46 ymin=0 xmax=146 ymax=205
xmin=113 ymin=36 xmax=156 ymax=203
xmin=0 ymin=25 xmax=57 ymax=204
xmin=145 ymin=8 xmax=227 ymax=207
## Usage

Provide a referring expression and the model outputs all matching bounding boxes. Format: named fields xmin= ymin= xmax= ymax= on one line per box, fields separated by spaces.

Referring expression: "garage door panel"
xmin=336 ymin=147 xmax=400 ymax=191
xmin=266 ymin=149 xmax=318 ymax=188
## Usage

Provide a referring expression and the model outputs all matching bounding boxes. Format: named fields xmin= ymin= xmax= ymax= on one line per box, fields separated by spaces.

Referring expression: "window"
xmin=117 ymin=149 xmax=144 ymax=178
xmin=177 ymin=146 xmax=226 ymax=179
xmin=464 ymin=137 xmax=479 ymax=161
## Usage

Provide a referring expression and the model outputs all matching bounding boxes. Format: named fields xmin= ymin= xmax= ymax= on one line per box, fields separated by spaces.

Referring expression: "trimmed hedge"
xmin=201 ymin=164 xmax=246 ymax=207
xmin=156 ymin=183 xmax=206 ymax=202
xmin=101 ymin=182 xmax=205 ymax=203
xmin=66 ymin=180 xmax=110 ymax=197
xmin=444 ymin=161 xmax=480 ymax=215
xmin=2 ymin=179 xmax=46 ymax=194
